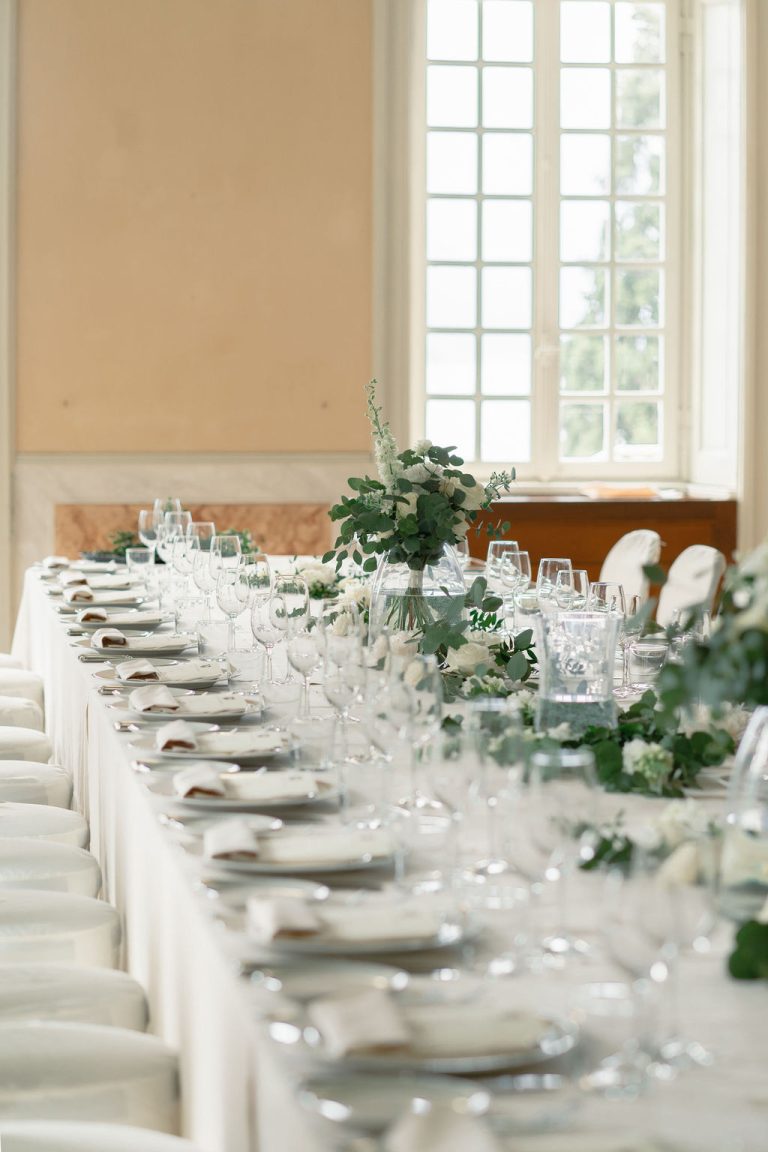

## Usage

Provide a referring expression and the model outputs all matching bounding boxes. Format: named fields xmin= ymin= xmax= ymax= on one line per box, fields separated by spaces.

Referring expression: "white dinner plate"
xmin=56 ymin=593 xmax=147 ymax=611
xmin=74 ymin=610 xmax=168 ymax=632
xmin=148 ymin=767 xmax=339 ymax=811
xmin=297 ymin=1072 xmax=489 ymax=1134
xmin=109 ymin=692 xmax=262 ymax=724
xmin=206 ymin=823 xmax=394 ymax=875
xmin=73 ymin=635 xmax=196 ymax=659
xmin=93 ymin=660 xmax=224 ymax=690
xmin=127 ymin=726 xmax=295 ymax=765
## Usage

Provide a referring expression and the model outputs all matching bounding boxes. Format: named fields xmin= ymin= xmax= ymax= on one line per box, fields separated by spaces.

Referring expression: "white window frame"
xmin=376 ymin=0 xmax=687 ymax=482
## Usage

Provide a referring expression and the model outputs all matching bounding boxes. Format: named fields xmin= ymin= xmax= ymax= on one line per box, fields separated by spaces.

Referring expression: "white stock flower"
xmin=461 ymin=480 xmax=486 ymax=511
xmin=438 ymin=476 xmax=458 ymax=498
xmin=340 ymin=582 xmax=371 ymax=610
xmin=622 ymin=738 xmax=674 ymax=791
xmin=445 ymin=639 xmax=492 ymax=675
xmin=681 ymin=702 xmax=751 ymax=742
xmin=414 ymin=439 xmax=433 ymax=456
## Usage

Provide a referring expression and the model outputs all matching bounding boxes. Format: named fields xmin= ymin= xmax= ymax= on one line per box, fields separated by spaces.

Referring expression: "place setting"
xmin=93 ymin=656 xmax=227 ymax=690
xmin=126 ymin=719 xmax=297 ymax=765
xmin=72 ymin=627 xmax=198 ymax=661
xmin=143 ymin=760 xmax=340 ymax=811
xmin=108 ymin=684 xmax=265 ymax=724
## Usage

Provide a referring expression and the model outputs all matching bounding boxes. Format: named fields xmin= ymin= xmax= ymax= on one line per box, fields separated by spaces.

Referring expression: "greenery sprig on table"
xmin=728 ymin=920 xmax=768 ymax=980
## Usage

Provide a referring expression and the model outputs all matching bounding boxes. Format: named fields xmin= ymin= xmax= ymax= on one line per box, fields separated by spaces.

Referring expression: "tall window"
xmin=422 ymin=0 xmax=679 ymax=477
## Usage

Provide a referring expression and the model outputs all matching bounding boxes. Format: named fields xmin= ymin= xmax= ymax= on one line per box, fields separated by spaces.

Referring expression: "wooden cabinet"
xmin=470 ymin=496 xmax=738 ymax=582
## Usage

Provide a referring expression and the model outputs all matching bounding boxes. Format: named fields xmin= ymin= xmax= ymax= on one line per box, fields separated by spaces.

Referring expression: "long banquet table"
xmin=11 ymin=565 xmax=768 ymax=1152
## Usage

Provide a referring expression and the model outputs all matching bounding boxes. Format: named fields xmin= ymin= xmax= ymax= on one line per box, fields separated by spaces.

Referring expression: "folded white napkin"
xmin=173 ymin=762 xmax=226 ymax=797
xmin=91 ymin=628 xmax=129 ymax=649
xmin=156 ymin=659 xmax=220 ymax=683
xmin=246 ymin=896 xmax=322 ymax=943
xmin=60 ymin=571 xmax=88 ymax=587
xmin=255 ymin=826 xmax=392 ymax=867
xmin=125 ymin=633 xmax=194 ymax=652
xmin=76 ymin=607 xmax=109 ymax=624
xmin=384 ymin=1109 xmax=502 ymax=1152
xmin=155 ymin=720 xmax=198 ymax=751
xmin=221 ymin=770 xmax=330 ymax=803
xmin=176 ymin=692 xmax=244 ymax=716
xmin=63 ymin=586 xmax=94 ymax=604
xmin=193 ymin=730 xmax=292 ymax=757
xmin=405 ymin=1003 xmax=548 ymax=1058
xmin=308 ymin=988 xmax=410 ymax=1058
xmin=128 ymin=685 xmax=180 ymax=713
xmin=83 ymin=574 xmax=133 ymax=590
xmin=115 ymin=659 xmax=159 ymax=682
xmin=319 ymin=902 xmax=444 ymax=944
xmin=204 ymin=817 xmax=262 ymax=860
xmin=41 ymin=555 xmax=69 ymax=571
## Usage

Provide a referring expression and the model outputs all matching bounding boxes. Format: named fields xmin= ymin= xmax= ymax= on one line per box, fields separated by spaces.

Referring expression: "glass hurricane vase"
xmin=368 ymin=544 xmax=466 ymax=642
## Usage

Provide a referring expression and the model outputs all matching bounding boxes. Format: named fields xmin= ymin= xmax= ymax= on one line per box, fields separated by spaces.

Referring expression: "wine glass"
xmin=536 ymin=558 xmax=573 ymax=609
xmin=187 ymin=521 xmax=216 ymax=551
xmin=215 ymin=563 xmax=249 ymax=653
xmin=192 ymin=546 xmax=217 ymax=617
xmin=270 ymin=576 xmax=310 ymax=681
xmin=286 ymin=626 xmax=321 ymax=719
xmin=209 ymin=535 xmax=242 ymax=580
xmin=322 ymin=630 xmax=367 ymax=760
xmin=486 ymin=540 xmax=520 ymax=583
xmin=152 ymin=497 xmax=182 ymax=534
xmin=387 ymin=654 xmax=443 ymax=810
xmin=172 ymin=533 xmax=199 ymax=586
xmin=251 ymin=596 xmax=282 ymax=687
xmin=157 ymin=511 xmax=192 ymax=564
xmin=614 ymin=593 xmax=644 ymax=699
xmin=554 ymin=568 xmax=590 ymax=611
xmin=137 ymin=510 xmax=158 ymax=556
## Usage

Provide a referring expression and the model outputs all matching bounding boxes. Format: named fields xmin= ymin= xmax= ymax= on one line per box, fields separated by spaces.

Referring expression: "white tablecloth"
xmin=11 ymin=567 xmax=768 ymax=1152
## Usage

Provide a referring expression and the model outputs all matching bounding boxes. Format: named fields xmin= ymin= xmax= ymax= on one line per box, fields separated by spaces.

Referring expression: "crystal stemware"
xmin=536 ymin=558 xmax=573 ymax=611
xmin=486 ymin=540 xmax=520 ymax=583
xmin=215 ymin=563 xmax=248 ymax=654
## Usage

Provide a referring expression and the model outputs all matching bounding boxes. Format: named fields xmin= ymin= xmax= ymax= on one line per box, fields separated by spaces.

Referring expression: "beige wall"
xmin=751 ymin=0 xmax=768 ymax=547
xmin=15 ymin=0 xmax=373 ymax=453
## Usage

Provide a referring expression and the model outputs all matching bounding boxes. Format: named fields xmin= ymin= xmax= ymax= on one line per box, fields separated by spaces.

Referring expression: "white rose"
xmin=454 ymin=520 xmax=470 ymax=539
xmin=461 ymin=480 xmax=486 ymax=511
xmin=438 ymin=476 xmax=458 ymax=498
xmin=297 ymin=561 xmax=336 ymax=587
xmin=403 ymin=659 xmax=426 ymax=688
xmin=446 ymin=639 xmax=492 ymax=675
xmin=340 ymin=583 xmax=371 ymax=609
xmin=414 ymin=439 xmax=433 ymax=456
xmin=389 ymin=630 xmax=420 ymax=657
xmin=657 ymin=842 xmax=701 ymax=888
xmin=403 ymin=463 xmax=432 ymax=485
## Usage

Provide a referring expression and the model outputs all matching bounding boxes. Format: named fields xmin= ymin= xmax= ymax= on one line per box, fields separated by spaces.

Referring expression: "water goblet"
xmin=286 ymin=625 xmax=321 ymax=719
xmin=215 ymin=563 xmax=248 ymax=653
xmin=251 ymin=596 xmax=282 ymax=687
xmin=486 ymin=540 xmax=520 ymax=583
xmin=137 ymin=510 xmax=158 ymax=556
xmin=536 ymin=558 xmax=573 ymax=609
xmin=209 ymin=535 xmax=242 ymax=578
xmin=192 ymin=546 xmax=217 ymax=618
xmin=187 ymin=521 xmax=216 ymax=551
xmin=554 ymin=568 xmax=589 ymax=611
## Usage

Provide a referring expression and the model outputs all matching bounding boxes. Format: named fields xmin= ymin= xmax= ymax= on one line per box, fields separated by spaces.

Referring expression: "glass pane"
xmin=482 ymin=200 xmax=533 ymax=262
xmin=616 ymin=334 xmax=662 ymax=391
xmin=615 ymin=2 xmax=665 ymax=64
xmin=483 ymin=133 xmax=533 ymax=194
xmin=560 ymin=2 xmax=611 ymax=63
xmin=615 ymin=201 xmax=662 ymax=261
xmin=560 ymin=200 xmax=610 ymax=262
xmin=427 ymin=0 xmax=479 ymax=61
xmin=615 ymin=399 xmax=661 ymax=460
xmin=427 ymin=65 xmax=478 ymax=127
xmin=560 ymin=68 xmax=611 ymax=129
xmin=616 ymin=69 xmax=664 ymax=129
xmin=615 ymin=134 xmax=664 ymax=194
xmin=427 ymin=132 xmax=478 ymax=194
xmin=482 ymin=0 xmax=534 ymax=63
xmin=615 ymin=268 xmax=661 ymax=327
xmin=483 ymin=67 xmax=533 ymax=129
xmin=427 ymin=198 xmax=477 ymax=261
xmin=427 ymin=333 xmax=477 ymax=395
xmin=560 ymin=402 xmax=607 ymax=460
xmin=427 ymin=265 xmax=477 ymax=328
xmin=560 ymin=334 xmax=607 ymax=392
xmin=481 ymin=399 xmax=531 ymax=462
xmin=560 ymin=267 xmax=607 ymax=328
xmin=426 ymin=399 xmax=476 ymax=461
xmin=560 ymin=133 xmax=611 ymax=195
xmin=481 ymin=333 xmax=532 ymax=395
xmin=482 ymin=267 xmax=532 ymax=329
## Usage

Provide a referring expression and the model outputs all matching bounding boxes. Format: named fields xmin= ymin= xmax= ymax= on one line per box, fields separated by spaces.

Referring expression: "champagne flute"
xmin=615 ymin=593 xmax=643 ymax=700
xmin=192 ymin=546 xmax=217 ymax=618
xmin=322 ymin=630 xmax=367 ymax=761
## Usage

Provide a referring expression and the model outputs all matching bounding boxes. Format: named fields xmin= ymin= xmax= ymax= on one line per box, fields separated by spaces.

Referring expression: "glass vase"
xmin=368 ymin=544 xmax=466 ymax=641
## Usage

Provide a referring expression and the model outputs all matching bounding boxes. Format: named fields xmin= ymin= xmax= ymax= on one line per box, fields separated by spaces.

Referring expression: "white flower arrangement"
xmin=621 ymin=738 xmax=675 ymax=793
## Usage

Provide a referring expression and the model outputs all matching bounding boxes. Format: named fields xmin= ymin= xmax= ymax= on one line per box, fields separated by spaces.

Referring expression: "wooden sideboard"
xmin=470 ymin=496 xmax=738 ymax=582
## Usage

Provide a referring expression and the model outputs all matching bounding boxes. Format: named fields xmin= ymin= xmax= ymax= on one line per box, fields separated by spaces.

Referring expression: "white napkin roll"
xmin=128 ymin=685 xmax=180 ymax=713
xmin=76 ymin=606 xmax=109 ymax=624
xmin=41 ymin=555 xmax=69 ymax=570
xmin=246 ymin=896 xmax=322 ymax=943
xmin=115 ymin=659 xmax=159 ymax=682
xmin=204 ymin=817 xmax=262 ymax=860
xmin=308 ymin=989 xmax=410 ymax=1059
xmin=63 ymin=586 xmax=94 ymax=604
xmin=657 ymin=841 xmax=700 ymax=887
xmin=60 ymin=571 xmax=89 ymax=587
xmin=91 ymin=628 xmax=129 ymax=649
xmin=155 ymin=720 xmax=198 ymax=752
xmin=385 ymin=1109 xmax=502 ymax=1152
xmin=173 ymin=762 xmax=226 ymax=798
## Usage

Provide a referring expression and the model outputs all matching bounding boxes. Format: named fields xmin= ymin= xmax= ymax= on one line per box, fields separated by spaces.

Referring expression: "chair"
xmin=0 ymin=728 xmax=53 ymax=763
xmin=598 ymin=529 xmax=662 ymax=603
xmin=0 ymin=1122 xmax=203 ymax=1152
xmin=0 ymin=670 xmax=44 ymax=711
xmin=0 ymin=802 xmax=88 ymax=848
xmin=0 ymin=655 xmax=24 ymax=670
xmin=0 ymin=697 xmax=44 ymax=732
xmin=0 ymin=1023 xmax=179 ymax=1132
xmin=0 ymin=838 xmax=101 ymax=897
xmin=0 ymin=891 xmax=120 ymax=966
xmin=0 ymin=965 xmax=148 ymax=1031
xmin=0 ymin=762 xmax=72 ymax=807
xmin=656 ymin=544 xmax=726 ymax=628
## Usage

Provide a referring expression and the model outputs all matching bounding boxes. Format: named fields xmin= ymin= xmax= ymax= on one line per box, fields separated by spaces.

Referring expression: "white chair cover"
xmin=0 ymin=802 xmax=88 ymax=848
xmin=0 ymin=670 xmax=44 ymax=710
xmin=0 ymin=838 xmax=101 ymax=897
xmin=598 ymin=529 xmax=662 ymax=603
xmin=0 ymin=655 xmax=23 ymax=670
xmin=0 ymin=965 xmax=148 ymax=1032
xmin=0 ymin=891 xmax=121 ymax=967
xmin=0 ymin=728 xmax=52 ymax=763
xmin=0 ymin=762 xmax=72 ymax=807
xmin=0 ymin=696 xmax=44 ymax=732
xmin=0 ymin=1122 xmax=201 ymax=1152
xmin=656 ymin=544 xmax=726 ymax=627
xmin=0 ymin=1023 xmax=179 ymax=1133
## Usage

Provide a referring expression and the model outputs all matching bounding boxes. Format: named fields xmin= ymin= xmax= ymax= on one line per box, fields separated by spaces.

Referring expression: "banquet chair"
xmin=598 ymin=529 xmax=662 ymax=603
xmin=0 ymin=761 xmax=72 ymax=807
xmin=656 ymin=544 xmax=726 ymax=627
xmin=0 ymin=966 xmax=148 ymax=1031
xmin=0 ymin=727 xmax=52 ymax=762
xmin=0 ymin=1023 xmax=179 ymax=1133
xmin=0 ymin=801 xmax=89 ymax=847
xmin=0 ymin=696 xmax=44 ymax=732
xmin=0 ymin=891 xmax=121 ymax=966
xmin=0 ymin=838 xmax=101 ymax=897
xmin=0 ymin=669 xmax=45 ymax=711
xmin=0 ymin=655 xmax=23 ymax=669
xmin=0 ymin=1122 xmax=203 ymax=1152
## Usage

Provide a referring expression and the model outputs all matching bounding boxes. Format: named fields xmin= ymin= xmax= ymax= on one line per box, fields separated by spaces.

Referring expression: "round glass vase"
xmin=368 ymin=544 xmax=466 ymax=642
